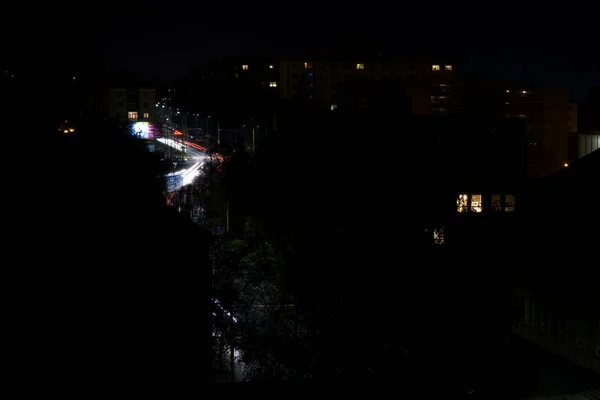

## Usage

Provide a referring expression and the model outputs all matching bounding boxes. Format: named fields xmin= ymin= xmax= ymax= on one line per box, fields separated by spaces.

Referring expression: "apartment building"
xmin=515 ymin=150 xmax=600 ymax=375
xmin=106 ymin=87 xmax=156 ymax=122
xmin=278 ymin=59 xmax=455 ymax=113
xmin=500 ymin=87 xmax=571 ymax=179
xmin=187 ymin=57 xmax=455 ymax=114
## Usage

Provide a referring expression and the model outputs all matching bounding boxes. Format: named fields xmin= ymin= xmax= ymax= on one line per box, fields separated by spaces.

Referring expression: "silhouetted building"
xmin=186 ymin=57 xmax=280 ymax=116
xmin=580 ymin=87 xmax=600 ymax=132
xmin=568 ymin=102 xmax=579 ymax=133
xmin=430 ymin=117 xmax=528 ymax=252
xmin=449 ymin=79 xmax=573 ymax=179
xmin=515 ymin=150 xmax=600 ymax=375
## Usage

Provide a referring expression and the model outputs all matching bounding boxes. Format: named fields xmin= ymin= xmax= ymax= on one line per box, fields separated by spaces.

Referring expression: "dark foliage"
xmin=11 ymin=113 xmax=213 ymax=394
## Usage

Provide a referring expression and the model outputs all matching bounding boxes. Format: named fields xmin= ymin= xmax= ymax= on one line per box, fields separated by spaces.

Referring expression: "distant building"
xmin=499 ymin=87 xmax=571 ymax=179
xmin=187 ymin=58 xmax=455 ymax=114
xmin=278 ymin=59 xmax=455 ymax=113
xmin=186 ymin=58 xmax=280 ymax=115
xmin=106 ymin=87 xmax=156 ymax=123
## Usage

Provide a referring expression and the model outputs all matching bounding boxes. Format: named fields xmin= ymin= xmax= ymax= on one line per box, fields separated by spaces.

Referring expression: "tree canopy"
xmin=13 ymin=115 xmax=213 ymax=394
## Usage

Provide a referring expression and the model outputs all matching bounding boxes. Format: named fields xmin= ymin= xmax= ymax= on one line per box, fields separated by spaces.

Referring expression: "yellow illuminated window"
xmin=471 ymin=194 xmax=482 ymax=212
xmin=356 ymin=63 xmax=364 ymax=70
xmin=269 ymin=81 xmax=277 ymax=87
xmin=491 ymin=194 xmax=502 ymax=211
xmin=505 ymin=194 xmax=515 ymax=212
xmin=433 ymin=227 xmax=444 ymax=245
xmin=143 ymin=112 xmax=149 ymax=119
xmin=128 ymin=111 xmax=138 ymax=121
xmin=242 ymin=64 xmax=249 ymax=70
xmin=457 ymin=194 xmax=468 ymax=212
xmin=444 ymin=65 xmax=452 ymax=71
xmin=432 ymin=64 xmax=440 ymax=71
xmin=304 ymin=62 xmax=313 ymax=69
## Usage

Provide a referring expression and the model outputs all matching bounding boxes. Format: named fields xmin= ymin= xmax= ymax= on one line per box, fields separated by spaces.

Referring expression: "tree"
xmin=190 ymin=110 xmax=519 ymax=390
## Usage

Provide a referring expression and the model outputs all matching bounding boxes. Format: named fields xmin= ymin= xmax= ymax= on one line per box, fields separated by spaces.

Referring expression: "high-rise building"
xmin=501 ymin=87 xmax=571 ymax=179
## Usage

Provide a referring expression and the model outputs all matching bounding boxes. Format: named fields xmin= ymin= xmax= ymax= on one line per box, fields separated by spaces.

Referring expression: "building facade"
xmin=106 ymin=87 xmax=156 ymax=122
xmin=277 ymin=59 xmax=455 ymax=113
xmin=514 ymin=150 xmax=600 ymax=375
xmin=499 ymin=87 xmax=571 ymax=179
xmin=188 ymin=57 xmax=455 ymax=114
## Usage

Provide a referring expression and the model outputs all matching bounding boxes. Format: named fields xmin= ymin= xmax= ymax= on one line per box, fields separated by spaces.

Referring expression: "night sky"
xmin=8 ymin=4 xmax=598 ymax=101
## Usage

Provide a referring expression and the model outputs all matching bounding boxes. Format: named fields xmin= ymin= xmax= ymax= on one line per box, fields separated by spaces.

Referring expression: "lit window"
xmin=356 ymin=63 xmax=364 ymax=70
xmin=433 ymin=227 xmax=444 ymax=245
xmin=505 ymin=194 xmax=515 ymax=212
xmin=471 ymin=194 xmax=482 ymax=212
xmin=143 ymin=112 xmax=149 ymax=119
xmin=330 ymin=104 xmax=338 ymax=111
xmin=128 ymin=111 xmax=138 ymax=121
xmin=491 ymin=194 xmax=502 ymax=211
xmin=444 ymin=65 xmax=452 ymax=71
xmin=457 ymin=193 xmax=468 ymax=212
xmin=269 ymin=81 xmax=277 ymax=87
xmin=304 ymin=62 xmax=313 ymax=69
xmin=242 ymin=64 xmax=249 ymax=70
xmin=432 ymin=64 xmax=440 ymax=71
